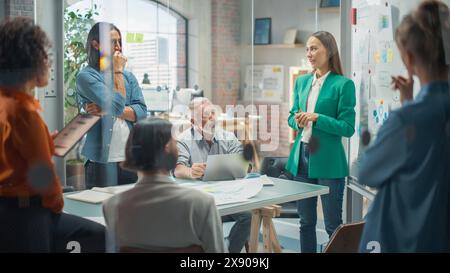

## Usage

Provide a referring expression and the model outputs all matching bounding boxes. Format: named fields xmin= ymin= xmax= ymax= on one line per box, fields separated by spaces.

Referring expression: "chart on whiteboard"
xmin=350 ymin=0 xmax=403 ymax=175
xmin=352 ymin=1 xmax=402 ymax=135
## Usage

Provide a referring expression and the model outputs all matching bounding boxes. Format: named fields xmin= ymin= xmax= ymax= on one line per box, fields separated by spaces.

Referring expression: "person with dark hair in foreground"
xmin=0 ymin=17 xmax=105 ymax=253
xmin=103 ymin=118 xmax=225 ymax=253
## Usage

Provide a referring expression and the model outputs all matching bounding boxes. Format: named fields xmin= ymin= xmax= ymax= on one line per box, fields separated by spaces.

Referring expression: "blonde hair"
xmin=188 ymin=97 xmax=211 ymax=112
xmin=395 ymin=0 xmax=450 ymax=76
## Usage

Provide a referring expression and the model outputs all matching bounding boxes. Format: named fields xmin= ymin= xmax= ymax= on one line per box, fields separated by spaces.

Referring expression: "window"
xmin=65 ymin=0 xmax=187 ymax=90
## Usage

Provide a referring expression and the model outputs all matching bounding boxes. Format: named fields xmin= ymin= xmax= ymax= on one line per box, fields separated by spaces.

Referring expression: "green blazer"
xmin=286 ymin=72 xmax=356 ymax=179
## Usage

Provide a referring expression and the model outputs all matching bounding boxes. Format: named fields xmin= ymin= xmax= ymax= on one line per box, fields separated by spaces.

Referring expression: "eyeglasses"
xmin=111 ymin=39 xmax=121 ymax=46
xmin=203 ymin=110 xmax=216 ymax=117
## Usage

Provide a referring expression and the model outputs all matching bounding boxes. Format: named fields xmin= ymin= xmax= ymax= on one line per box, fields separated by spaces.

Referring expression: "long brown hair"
xmin=395 ymin=0 xmax=450 ymax=76
xmin=311 ymin=31 xmax=344 ymax=76
xmin=86 ymin=22 xmax=122 ymax=71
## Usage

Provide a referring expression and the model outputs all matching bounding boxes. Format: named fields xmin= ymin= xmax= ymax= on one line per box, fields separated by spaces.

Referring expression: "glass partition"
xmin=62 ymin=0 xmax=343 ymax=193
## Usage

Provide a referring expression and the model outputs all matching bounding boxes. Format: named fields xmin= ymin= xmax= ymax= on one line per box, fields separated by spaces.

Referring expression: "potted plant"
xmin=63 ymin=5 xmax=98 ymax=190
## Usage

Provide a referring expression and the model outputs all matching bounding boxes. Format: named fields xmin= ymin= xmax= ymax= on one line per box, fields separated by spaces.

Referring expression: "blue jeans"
xmin=85 ymin=160 xmax=138 ymax=189
xmin=294 ymin=142 xmax=345 ymax=253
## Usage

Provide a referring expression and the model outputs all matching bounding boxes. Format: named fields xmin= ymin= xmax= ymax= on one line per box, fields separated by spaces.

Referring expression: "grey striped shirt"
xmin=176 ymin=127 xmax=243 ymax=167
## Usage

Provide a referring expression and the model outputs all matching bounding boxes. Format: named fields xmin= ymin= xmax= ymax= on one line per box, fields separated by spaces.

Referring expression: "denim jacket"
xmin=358 ymin=81 xmax=450 ymax=252
xmin=76 ymin=65 xmax=147 ymax=163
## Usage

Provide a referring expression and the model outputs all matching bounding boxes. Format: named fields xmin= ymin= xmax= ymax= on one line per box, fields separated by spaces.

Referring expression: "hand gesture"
xmin=190 ymin=163 xmax=207 ymax=179
xmin=296 ymin=112 xmax=318 ymax=128
xmin=113 ymin=51 xmax=127 ymax=73
xmin=391 ymin=72 xmax=414 ymax=104
xmin=86 ymin=103 xmax=104 ymax=116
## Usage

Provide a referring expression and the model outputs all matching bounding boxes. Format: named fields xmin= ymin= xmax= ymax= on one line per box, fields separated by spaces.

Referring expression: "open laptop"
xmin=202 ymin=154 xmax=249 ymax=181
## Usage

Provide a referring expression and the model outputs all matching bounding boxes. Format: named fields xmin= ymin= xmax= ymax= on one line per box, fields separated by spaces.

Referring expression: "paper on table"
xmin=245 ymin=175 xmax=274 ymax=186
xmin=66 ymin=190 xmax=113 ymax=204
xmin=91 ymin=184 xmax=134 ymax=194
xmin=183 ymin=178 xmax=263 ymax=206
xmin=214 ymin=196 xmax=249 ymax=206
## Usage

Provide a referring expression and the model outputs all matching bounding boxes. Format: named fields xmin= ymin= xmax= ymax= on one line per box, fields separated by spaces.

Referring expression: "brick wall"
xmin=210 ymin=0 xmax=292 ymax=158
xmin=4 ymin=0 xmax=34 ymax=19
xmin=176 ymin=13 xmax=187 ymax=88
xmin=211 ymin=0 xmax=241 ymax=109
xmin=247 ymin=102 xmax=293 ymax=158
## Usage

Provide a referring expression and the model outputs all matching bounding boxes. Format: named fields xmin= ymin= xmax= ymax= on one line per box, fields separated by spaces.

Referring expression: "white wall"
xmin=239 ymin=0 xmax=342 ymax=103
xmin=36 ymin=0 xmax=66 ymax=185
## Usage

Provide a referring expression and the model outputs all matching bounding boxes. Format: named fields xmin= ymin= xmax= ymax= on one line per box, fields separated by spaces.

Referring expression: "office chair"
xmin=260 ymin=157 xmax=297 ymax=218
xmin=63 ymin=186 xmax=75 ymax=193
xmin=120 ymin=245 xmax=204 ymax=253
xmin=260 ymin=157 xmax=293 ymax=179
xmin=323 ymin=222 xmax=365 ymax=253
xmin=0 ymin=207 xmax=52 ymax=253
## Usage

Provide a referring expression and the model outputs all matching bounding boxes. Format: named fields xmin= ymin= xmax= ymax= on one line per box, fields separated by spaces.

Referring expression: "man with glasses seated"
xmin=174 ymin=97 xmax=252 ymax=253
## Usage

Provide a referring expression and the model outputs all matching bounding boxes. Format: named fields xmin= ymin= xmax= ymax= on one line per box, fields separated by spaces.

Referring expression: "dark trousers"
xmin=0 ymin=197 xmax=105 ymax=253
xmin=222 ymin=212 xmax=252 ymax=253
xmin=51 ymin=213 xmax=105 ymax=253
xmin=85 ymin=160 xmax=138 ymax=189
xmin=294 ymin=142 xmax=345 ymax=253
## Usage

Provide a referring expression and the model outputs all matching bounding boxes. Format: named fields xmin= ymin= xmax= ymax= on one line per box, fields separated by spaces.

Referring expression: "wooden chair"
xmin=323 ymin=222 xmax=365 ymax=253
xmin=120 ymin=245 xmax=204 ymax=253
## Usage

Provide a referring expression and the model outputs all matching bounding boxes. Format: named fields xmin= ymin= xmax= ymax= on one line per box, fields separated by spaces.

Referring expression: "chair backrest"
xmin=0 ymin=207 xmax=52 ymax=253
xmin=120 ymin=245 xmax=204 ymax=253
xmin=260 ymin=157 xmax=292 ymax=179
xmin=323 ymin=222 xmax=365 ymax=253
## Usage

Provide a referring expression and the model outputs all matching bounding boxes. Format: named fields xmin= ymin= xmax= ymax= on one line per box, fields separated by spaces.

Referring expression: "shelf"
xmin=252 ymin=44 xmax=304 ymax=49
xmin=307 ymin=7 xmax=340 ymax=13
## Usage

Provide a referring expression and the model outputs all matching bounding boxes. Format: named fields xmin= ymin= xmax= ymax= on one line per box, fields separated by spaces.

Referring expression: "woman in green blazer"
xmin=286 ymin=31 xmax=356 ymax=253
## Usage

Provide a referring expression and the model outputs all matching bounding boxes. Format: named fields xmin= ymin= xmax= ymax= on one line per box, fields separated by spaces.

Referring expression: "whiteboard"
xmin=349 ymin=0 xmax=429 ymax=176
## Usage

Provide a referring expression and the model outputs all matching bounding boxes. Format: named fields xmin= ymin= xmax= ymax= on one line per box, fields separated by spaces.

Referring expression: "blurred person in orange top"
xmin=0 ymin=17 xmax=105 ymax=253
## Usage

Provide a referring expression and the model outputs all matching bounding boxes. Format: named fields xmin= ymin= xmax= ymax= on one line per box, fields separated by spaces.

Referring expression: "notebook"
xmin=65 ymin=185 xmax=134 ymax=204
xmin=65 ymin=190 xmax=113 ymax=204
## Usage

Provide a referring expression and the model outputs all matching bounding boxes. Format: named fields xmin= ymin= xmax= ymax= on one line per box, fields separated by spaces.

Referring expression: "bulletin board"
xmin=244 ymin=65 xmax=284 ymax=102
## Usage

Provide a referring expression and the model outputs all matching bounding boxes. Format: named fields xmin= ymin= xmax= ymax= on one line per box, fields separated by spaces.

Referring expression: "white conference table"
xmin=63 ymin=177 xmax=329 ymax=252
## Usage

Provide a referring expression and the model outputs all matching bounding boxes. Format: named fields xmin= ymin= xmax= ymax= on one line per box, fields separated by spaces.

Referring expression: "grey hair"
xmin=189 ymin=97 xmax=212 ymax=112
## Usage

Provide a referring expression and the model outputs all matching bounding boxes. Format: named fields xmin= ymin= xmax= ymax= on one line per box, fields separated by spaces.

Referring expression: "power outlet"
xmin=45 ymin=66 xmax=57 ymax=98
